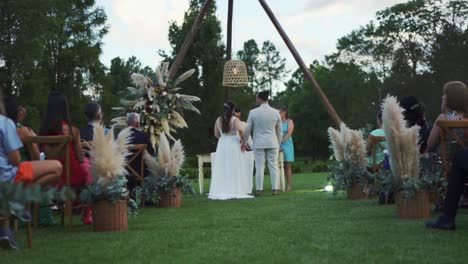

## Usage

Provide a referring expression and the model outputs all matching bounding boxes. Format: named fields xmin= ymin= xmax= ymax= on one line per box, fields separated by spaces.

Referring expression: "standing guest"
xmin=426 ymin=81 xmax=468 ymax=153
xmin=0 ymin=91 xmax=62 ymax=250
xmin=399 ymin=96 xmax=432 ymax=153
xmin=80 ymin=102 xmax=108 ymax=142
xmin=279 ymin=107 xmax=295 ymax=191
xmin=39 ymin=90 xmax=92 ymax=225
xmin=124 ymin=113 xmax=155 ymax=191
xmin=366 ymin=111 xmax=387 ymax=169
xmin=426 ymin=149 xmax=468 ymax=230
xmin=4 ymin=96 xmax=40 ymax=161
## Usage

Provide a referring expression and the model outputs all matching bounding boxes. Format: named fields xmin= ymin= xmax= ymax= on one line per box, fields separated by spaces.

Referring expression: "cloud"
xmin=286 ymin=0 xmax=407 ymax=26
xmin=108 ymin=0 xmax=188 ymax=48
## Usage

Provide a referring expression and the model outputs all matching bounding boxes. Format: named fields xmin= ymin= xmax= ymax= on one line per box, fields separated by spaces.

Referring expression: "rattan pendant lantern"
xmin=223 ymin=59 xmax=248 ymax=87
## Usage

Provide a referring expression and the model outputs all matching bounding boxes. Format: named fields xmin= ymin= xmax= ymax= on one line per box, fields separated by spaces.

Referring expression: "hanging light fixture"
xmin=223 ymin=59 xmax=248 ymax=87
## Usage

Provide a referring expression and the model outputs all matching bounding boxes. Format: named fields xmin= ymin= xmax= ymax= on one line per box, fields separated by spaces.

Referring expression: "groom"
xmin=243 ymin=91 xmax=282 ymax=196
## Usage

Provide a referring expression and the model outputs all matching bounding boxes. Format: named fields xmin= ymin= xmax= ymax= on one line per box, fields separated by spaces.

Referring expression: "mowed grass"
xmin=3 ymin=173 xmax=468 ymax=264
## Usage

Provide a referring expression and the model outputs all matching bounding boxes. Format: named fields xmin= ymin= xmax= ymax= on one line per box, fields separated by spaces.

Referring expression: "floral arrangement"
xmin=80 ymin=125 xmax=138 ymax=212
xmin=327 ymin=123 xmax=368 ymax=193
xmin=140 ymin=133 xmax=195 ymax=204
xmin=378 ymin=96 xmax=445 ymax=199
xmin=112 ymin=62 xmax=200 ymax=146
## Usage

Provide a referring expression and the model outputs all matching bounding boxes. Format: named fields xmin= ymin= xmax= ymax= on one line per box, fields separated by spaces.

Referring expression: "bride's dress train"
xmin=208 ymin=118 xmax=254 ymax=200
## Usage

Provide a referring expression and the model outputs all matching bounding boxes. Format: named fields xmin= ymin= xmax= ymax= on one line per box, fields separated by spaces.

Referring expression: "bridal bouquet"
xmin=112 ymin=62 xmax=201 ymax=146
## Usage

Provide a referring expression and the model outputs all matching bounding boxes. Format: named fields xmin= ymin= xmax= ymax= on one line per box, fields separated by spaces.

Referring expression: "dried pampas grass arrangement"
xmin=381 ymin=96 xmax=420 ymax=179
xmin=145 ymin=133 xmax=186 ymax=178
xmin=328 ymin=123 xmax=367 ymax=170
xmin=89 ymin=125 xmax=131 ymax=186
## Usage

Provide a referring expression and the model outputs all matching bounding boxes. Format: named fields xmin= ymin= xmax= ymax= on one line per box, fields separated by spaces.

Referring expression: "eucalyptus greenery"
xmin=328 ymin=161 xmax=368 ymax=194
xmin=0 ymin=182 xmax=74 ymax=220
xmin=80 ymin=176 xmax=138 ymax=214
xmin=140 ymin=175 xmax=195 ymax=204
xmin=375 ymin=153 xmax=446 ymax=200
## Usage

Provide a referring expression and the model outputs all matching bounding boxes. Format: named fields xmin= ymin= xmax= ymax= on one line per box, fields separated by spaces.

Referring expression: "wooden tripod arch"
xmin=167 ymin=0 xmax=342 ymax=126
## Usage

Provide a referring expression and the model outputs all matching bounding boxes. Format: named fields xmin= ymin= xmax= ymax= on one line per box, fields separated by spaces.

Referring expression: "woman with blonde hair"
xmin=426 ymin=81 xmax=468 ymax=153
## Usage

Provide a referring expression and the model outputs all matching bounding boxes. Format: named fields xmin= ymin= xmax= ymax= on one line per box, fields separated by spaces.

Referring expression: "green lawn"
xmin=4 ymin=173 xmax=468 ymax=263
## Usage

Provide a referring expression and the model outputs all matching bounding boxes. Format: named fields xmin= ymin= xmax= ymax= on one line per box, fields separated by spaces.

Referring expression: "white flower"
xmin=162 ymin=92 xmax=167 ymax=96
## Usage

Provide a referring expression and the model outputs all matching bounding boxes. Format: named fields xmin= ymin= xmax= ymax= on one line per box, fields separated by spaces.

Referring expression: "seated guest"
xmin=80 ymin=102 xmax=108 ymax=142
xmin=426 ymin=149 xmax=468 ymax=230
xmin=0 ymin=93 xmax=62 ymax=250
xmin=4 ymin=96 xmax=40 ymax=161
xmin=426 ymin=81 xmax=468 ymax=153
xmin=39 ymin=91 xmax=92 ymax=225
xmin=400 ymin=96 xmax=432 ymax=153
xmin=125 ymin=113 xmax=155 ymax=191
xmin=366 ymin=111 xmax=387 ymax=169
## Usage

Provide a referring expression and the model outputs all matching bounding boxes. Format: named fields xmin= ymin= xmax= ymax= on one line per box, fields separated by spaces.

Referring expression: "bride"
xmin=208 ymin=101 xmax=254 ymax=200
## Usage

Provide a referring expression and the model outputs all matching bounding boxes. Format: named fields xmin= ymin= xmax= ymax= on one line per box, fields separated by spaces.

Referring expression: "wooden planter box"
xmin=92 ymin=200 xmax=128 ymax=232
xmin=347 ymin=182 xmax=368 ymax=200
xmin=158 ymin=187 xmax=182 ymax=208
xmin=395 ymin=191 xmax=430 ymax=219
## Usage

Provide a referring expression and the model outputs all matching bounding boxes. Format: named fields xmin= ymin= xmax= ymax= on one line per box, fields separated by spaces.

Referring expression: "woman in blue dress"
xmin=279 ymin=107 xmax=295 ymax=191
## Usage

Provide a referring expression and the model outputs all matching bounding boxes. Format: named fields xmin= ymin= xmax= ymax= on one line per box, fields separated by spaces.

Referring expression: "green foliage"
xmin=328 ymin=161 xmax=367 ymax=194
xmin=275 ymin=62 xmax=380 ymax=158
xmin=375 ymin=153 xmax=446 ymax=200
xmin=159 ymin=0 xmax=225 ymax=155
xmin=0 ymin=182 xmax=73 ymax=219
xmin=140 ymin=175 xmax=195 ymax=204
xmin=256 ymin=41 xmax=288 ymax=94
xmin=80 ymin=176 xmax=138 ymax=214
xmin=0 ymin=0 xmax=108 ymax=130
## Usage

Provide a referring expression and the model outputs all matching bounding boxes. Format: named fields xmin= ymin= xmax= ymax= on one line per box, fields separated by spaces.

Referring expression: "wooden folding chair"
xmin=23 ymin=135 xmax=73 ymax=230
xmin=436 ymin=120 xmax=468 ymax=180
xmin=126 ymin=144 xmax=147 ymax=183
xmin=369 ymin=135 xmax=386 ymax=173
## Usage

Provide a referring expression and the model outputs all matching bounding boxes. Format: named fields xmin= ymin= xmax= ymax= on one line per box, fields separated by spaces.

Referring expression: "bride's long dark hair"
xmin=221 ymin=101 xmax=235 ymax=133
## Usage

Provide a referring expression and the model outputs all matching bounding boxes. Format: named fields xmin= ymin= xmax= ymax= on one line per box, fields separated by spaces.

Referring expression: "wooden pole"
xmin=168 ymin=0 xmax=214 ymax=81
xmin=258 ymin=0 xmax=342 ymax=126
xmin=225 ymin=0 xmax=234 ymax=101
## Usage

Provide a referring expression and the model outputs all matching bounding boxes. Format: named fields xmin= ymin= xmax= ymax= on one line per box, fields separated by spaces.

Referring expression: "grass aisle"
xmin=4 ymin=173 xmax=468 ymax=264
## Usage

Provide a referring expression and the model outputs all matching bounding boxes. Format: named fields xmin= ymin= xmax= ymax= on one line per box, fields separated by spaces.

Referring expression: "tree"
xmin=160 ymin=0 xmax=225 ymax=155
xmin=256 ymin=41 xmax=287 ymax=95
xmin=237 ymin=39 xmax=260 ymax=89
xmin=0 ymin=0 xmax=108 ymax=129
xmin=275 ymin=61 xmax=380 ymax=158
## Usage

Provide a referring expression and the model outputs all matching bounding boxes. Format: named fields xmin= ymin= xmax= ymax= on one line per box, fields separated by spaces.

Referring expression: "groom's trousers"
xmin=254 ymin=148 xmax=279 ymax=191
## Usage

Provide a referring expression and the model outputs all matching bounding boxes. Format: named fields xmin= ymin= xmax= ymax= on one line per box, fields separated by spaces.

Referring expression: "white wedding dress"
xmin=208 ymin=117 xmax=254 ymax=200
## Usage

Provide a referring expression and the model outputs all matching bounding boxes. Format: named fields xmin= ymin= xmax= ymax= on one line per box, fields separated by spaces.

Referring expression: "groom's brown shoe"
xmin=254 ymin=190 xmax=263 ymax=197
xmin=272 ymin=190 xmax=279 ymax=196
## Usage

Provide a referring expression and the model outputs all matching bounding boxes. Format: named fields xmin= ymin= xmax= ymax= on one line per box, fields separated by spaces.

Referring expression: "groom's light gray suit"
xmin=244 ymin=103 xmax=282 ymax=191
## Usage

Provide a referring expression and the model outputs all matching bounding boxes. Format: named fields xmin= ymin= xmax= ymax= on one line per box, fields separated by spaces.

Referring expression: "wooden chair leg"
xmin=60 ymin=203 xmax=65 ymax=227
xmin=13 ymin=219 xmax=18 ymax=232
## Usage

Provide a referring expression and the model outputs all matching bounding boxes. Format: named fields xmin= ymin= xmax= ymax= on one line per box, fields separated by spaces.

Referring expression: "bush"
xmin=182 ymin=167 xmax=211 ymax=179
xmin=310 ymin=160 xmax=332 ymax=172
xmin=291 ymin=163 xmax=304 ymax=173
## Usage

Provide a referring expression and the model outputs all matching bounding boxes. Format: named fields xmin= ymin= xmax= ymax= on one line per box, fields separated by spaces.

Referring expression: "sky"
xmin=96 ymin=0 xmax=407 ymax=74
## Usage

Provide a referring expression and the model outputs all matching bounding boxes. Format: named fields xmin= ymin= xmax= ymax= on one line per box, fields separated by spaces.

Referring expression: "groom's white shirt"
xmin=245 ymin=103 xmax=282 ymax=149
